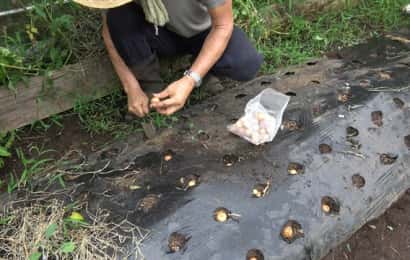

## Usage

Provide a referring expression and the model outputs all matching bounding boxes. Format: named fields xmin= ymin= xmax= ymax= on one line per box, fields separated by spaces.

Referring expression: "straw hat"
xmin=72 ymin=0 xmax=133 ymax=9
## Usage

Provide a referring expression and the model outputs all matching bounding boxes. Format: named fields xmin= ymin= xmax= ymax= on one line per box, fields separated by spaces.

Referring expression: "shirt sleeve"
xmin=199 ymin=0 xmax=226 ymax=9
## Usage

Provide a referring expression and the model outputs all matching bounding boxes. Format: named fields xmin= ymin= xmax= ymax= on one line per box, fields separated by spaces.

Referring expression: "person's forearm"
xmin=102 ymin=15 xmax=141 ymax=94
xmin=190 ymin=23 xmax=234 ymax=78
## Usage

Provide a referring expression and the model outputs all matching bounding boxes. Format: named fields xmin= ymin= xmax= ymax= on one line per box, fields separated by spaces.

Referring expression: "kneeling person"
xmin=73 ymin=0 xmax=263 ymax=117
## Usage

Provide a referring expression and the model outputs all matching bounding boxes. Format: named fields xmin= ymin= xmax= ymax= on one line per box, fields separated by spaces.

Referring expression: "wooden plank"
xmin=0 ymin=56 xmax=119 ymax=132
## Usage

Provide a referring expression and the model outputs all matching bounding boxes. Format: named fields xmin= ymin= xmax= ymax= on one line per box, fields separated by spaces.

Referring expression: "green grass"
xmin=234 ymin=0 xmax=410 ymax=72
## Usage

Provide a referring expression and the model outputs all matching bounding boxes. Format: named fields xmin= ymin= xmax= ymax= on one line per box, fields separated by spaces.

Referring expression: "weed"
xmin=7 ymin=147 xmax=53 ymax=193
xmin=0 ymin=0 xmax=102 ymax=90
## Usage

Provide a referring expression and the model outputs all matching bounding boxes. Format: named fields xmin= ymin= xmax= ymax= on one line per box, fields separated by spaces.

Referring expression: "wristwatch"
xmin=184 ymin=70 xmax=202 ymax=88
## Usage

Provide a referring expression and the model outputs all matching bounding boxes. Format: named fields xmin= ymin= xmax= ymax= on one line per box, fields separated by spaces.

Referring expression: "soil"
xmin=0 ymin=114 xmax=112 ymax=190
xmin=324 ymin=189 xmax=410 ymax=260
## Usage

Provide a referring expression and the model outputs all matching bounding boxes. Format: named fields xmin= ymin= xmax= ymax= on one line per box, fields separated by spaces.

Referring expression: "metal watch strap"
xmin=184 ymin=70 xmax=202 ymax=87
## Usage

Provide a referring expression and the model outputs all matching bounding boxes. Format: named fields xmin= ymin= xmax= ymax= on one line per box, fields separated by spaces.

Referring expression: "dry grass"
xmin=0 ymin=199 xmax=149 ymax=259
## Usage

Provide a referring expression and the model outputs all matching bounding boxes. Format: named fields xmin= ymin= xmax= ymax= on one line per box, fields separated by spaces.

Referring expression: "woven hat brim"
xmin=72 ymin=0 xmax=133 ymax=9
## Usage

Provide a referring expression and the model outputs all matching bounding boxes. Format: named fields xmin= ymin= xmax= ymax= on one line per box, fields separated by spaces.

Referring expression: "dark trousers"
xmin=106 ymin=2 xmax=263 ymax=81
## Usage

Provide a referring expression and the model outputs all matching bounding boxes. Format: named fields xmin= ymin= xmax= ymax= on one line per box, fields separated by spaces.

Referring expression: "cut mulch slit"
xmin=246 ymin=249 xmax=264 ymax=260
xmin=405 ymin=135 xmax=410 ymax=149
xmin=285 ymin=91 xmax=297 ymax=96
xmin=287 ymin=162 xmax=305 ymax=175
xmin=371 ymin=111 xmax=383 ymax=127
xmin=282 ymin=120 xmax=301 ymax=131
xmin=252 ymin=181 xmax=271 ymax=198
xmin=235 ymin=93 xmax=247 ymax=99
xmin=260 ymin=81 xmax=271 ymax=86
xmin=352 ymin=174 xmax=366 ymax=188
xmin=137 ymin=194 xmax=161 ymax=213
xmin=346 ymin=126 xmax=359 ymax=138
xmin=213 ymin=207 xmax=241 ymax=223
xmin=319 ymin=143 xmax=332 ymax=154
xmin=177 ymin=174 xmax=200 ymax=191
xmin=393 ymin=97 xmax=405 ymax=109
xmin=380 ymin=153 xmax=398 ymax=165
xmin=197 ymin=131 xmax=210 ymax=141
xmin=307 ymin=61 xmax=318 ymax=66
xmin=168 ymin=232 xmax=190 ymax=253
xmin=284 ymin=71 xmax=295 ymax=76
xmin=280 ymin=220 xmax=304 ymax=244
xmin=163 ymin=149 xmax=175 ymax=162
xmin=311 ymin=80 xmax=321 ymax=84
xmin=321 ymin=196 xmax=341 ymax=215
xmin=223 ymin=154 xmax=239 ymax=167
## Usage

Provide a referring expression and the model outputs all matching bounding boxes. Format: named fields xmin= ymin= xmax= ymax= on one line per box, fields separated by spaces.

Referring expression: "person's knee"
xmin=231 ymin=52 xmax=264 ymax=81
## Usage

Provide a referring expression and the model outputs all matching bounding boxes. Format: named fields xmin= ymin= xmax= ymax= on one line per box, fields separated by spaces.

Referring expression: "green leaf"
xmin=60 ymin=241 xmax=75 ymax=254
xmin=45 ymin=223 xmax=58 ymax=239
xmin=29 ymin=252 xmax=41 ymax=260
xmin=0 ymin=146 xmax=11 ymax=157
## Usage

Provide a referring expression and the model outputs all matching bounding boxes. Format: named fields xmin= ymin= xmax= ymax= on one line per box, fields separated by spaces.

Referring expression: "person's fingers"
xmin=155 ymin=98 xmax=176 ymax=109
xmin=154 ymin=89 xmax=171 ymax=100
xmin=142 ymin=102 xmax=150 ymax=115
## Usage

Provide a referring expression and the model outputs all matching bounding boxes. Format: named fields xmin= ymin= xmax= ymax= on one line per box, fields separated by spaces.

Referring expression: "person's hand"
xmin=151 ymin=76 xmax=195 ymax=116
xmin=126 ymin=84 xmax=150 ymax=117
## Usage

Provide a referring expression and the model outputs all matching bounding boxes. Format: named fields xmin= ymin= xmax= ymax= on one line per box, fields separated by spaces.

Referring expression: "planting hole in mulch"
xmin=321 ymin=196 xmax=341 ymax=215
xmin=280 ymin=220 xmax=304 ymax=244
xmin=252 ymin=181 xmax=271 ymax=198
xmin=287 ymin=162 xmax=305 ymax=175
xmin=282 ymin=120 xmax=301 ymax=131
xmin=352 ymin=174 xmax=366 ymax=189
xmin=346 ymin=126 xmax=359 ymax=138
xmin=311 ymin=80 xmax=321 ymax=84
xmin=260 ymin=81 xmax=272 ymax=86
xmin=307 ymin=61 xmax=318 ymax=66
xmin=168 ymin=232 xmax=190 ymax=253
xmin=246 ymin=249 xmax=264 ymax=260
xmin=163 ymin=149 xmax=175 ymax=162
xmin=284 ymin=71 xmax=295 ymax=76
xmin=319 ymin=143 xmax=332 ymax=154
xmin=337 ymin=90 xmax=352 ymax=103
xmin=223 ymin=154 xmax=239 ymax=167
xmin=197 ymin=131 xmax=210 ymax=142
xmin=393 ymin=97 xmax=405 ymax=109
xmin=235 ymin=93 xmax=247 ymax=99
xmin=213 ymin=207 xmax=241 ymax=223
xmin=137 ymin=194 xmax=162 ymax=213
xmin=380 ymin=153 xmax=399 ymax=165
xmin=285 ymin=91 xmax=297 ymax=97
xmin=371 ymin=111 xmax=383 ymax=127
xmin=359 ymin=79 xmax=371 ymax=88
xmin=177 ymin=174 xmax=200 ymax=191
xmin=405 ymin=135 xmax=410 ymax=149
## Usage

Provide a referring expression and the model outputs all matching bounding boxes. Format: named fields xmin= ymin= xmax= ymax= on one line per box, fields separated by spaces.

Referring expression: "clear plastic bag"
xmin=228 ymin=88 xmax=290 ymax=145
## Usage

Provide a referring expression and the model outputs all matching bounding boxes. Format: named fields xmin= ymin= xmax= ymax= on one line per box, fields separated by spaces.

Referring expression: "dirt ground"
xmin=323 ymin=189 xmax=410 ymax=260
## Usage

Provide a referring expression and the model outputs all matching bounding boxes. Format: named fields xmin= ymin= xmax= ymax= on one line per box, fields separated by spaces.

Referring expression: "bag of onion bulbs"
xmin=228 ymin=88 xmax=290 ymax=145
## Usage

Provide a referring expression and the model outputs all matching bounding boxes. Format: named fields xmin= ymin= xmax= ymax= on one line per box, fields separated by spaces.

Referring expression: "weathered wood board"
xmin=0 ymin=56 xmax=119 ymax=132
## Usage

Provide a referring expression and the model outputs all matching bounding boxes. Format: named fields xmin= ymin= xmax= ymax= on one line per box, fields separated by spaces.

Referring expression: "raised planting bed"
xmin=0 ymin=56 xmax=119 ymax=132
xmin=1 ymin=34 xmax=409 ymax=259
